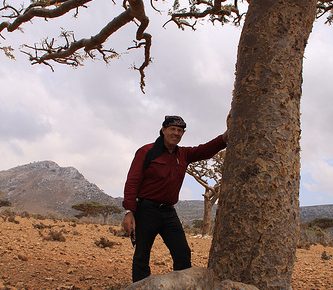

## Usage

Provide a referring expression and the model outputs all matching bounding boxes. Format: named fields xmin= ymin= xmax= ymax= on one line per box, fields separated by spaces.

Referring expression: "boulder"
xmin=125 ymin=267 xmax=259 ymax=290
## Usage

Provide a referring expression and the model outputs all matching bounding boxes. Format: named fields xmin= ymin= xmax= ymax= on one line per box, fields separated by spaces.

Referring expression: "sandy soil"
xmin=0 ymin=216 xmax=332 ymax=290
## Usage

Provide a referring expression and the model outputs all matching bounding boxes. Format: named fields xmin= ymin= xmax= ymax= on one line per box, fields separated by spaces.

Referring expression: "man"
xmin=122 ymin=115 xmax=228 ymax=282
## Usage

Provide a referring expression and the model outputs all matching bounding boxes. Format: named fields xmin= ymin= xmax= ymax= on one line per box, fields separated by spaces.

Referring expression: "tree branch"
xmin=164 ymin=0 xmax=243 ymax=30
xmin=127 ymin=0 xmax=152 ymax=93
xmin=316 ymin=1 xmax=333 ymax=23
xmin=0 ymin=0 xmax=92 ymax=33
xmin=1 ymin=0 xmax=152 ymax=92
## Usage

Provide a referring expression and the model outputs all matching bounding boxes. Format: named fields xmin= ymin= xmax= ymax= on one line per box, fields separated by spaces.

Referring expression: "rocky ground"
xmin=0 ymin=216 xmax=332 ymax=290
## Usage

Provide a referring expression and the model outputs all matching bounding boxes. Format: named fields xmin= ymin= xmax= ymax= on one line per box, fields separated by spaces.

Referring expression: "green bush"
xmin=308 ymin=218 xmax=333 ymax=230
xmin=298 ymin=222 xmax=333 ymax=249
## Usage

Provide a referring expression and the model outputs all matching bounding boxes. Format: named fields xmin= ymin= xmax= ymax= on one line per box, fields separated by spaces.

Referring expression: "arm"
xmin=122 ymin=146 xmax=148 ymax=212
xmin=122 ymin=146 xmax=147 ymax=235
xmin=186 ymin=133 xmax=227 ymax=163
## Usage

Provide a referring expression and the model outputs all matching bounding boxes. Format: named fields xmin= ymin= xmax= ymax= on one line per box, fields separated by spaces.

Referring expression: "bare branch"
xmin=20 ymin=9 xmax=133 ymax=64
xmin=1 ymin=0 xmax=92 ymax=33
xmin=150 ymin=0 xmax=162 ymax=14
xmin=165 ymin=0 xmax=243 ymax=30
xmin=0 ymin=2 xmax=22 ymax=18
xmin=1 ymin=0 xmax=153 ymax=92
xmin=186 ymin=150 xmax=225 ymax=195
xmin=26 ymin=0 xmax=70 ymax=10
xmin=316 ymin=1 xmax=333 ymax=23
xmin=127 ymin=0 xmax=152 ymax=93
xmin=0 ymin=45 xmax=15 ymax=59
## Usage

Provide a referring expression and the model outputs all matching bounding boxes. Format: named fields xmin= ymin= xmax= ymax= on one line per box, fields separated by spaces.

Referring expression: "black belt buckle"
xmin=138 ymin=198 xmax=173 ymax=209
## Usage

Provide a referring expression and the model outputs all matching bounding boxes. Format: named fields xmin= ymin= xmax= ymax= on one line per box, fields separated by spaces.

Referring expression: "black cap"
xmin=162 ymin=116 xmax=186 ymax=129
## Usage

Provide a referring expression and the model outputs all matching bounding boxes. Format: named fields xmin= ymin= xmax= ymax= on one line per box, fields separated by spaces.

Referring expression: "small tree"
xmin=72 ymin=201 xmax=122 ymax=224
xmin=0 ymin=191 xmax=11 ymax=208
xmin=192 ymin=219 xmax=204 ymax=229
xmin=0 ymin=199 xmax=11 ymax=207
xmin=186 ymin=151 xmax=225 ymax=235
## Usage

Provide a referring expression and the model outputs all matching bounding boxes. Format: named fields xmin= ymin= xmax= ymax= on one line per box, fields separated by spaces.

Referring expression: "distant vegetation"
xmin=0 ymin=199 xmax=11 ymax=207
xmin=308 ymin=218 xmax=333 ymax=230
xmin=0 ymin=190 xmax=11 ymax=208
xmin=72 ymin=201 xmax=122 ymax=224
xmin=298 ymin=218 xmax=333 ymax=249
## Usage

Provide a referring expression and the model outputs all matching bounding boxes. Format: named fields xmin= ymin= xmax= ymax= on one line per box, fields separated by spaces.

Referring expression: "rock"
xmin=17 ymin=254 xmax=28 ymax=261
xmin=219 ymin=280 xmax=259 ymax=290
xmin=15 ymin=281 xmax=27 ymax=289
xmin=67 ymin=268 xmax=76 ymax=274
xmin=124 ymin=267 xmax=259 ymax=290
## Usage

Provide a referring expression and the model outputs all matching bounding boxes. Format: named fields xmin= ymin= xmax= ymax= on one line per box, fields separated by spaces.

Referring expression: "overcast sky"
xmin=1 ymin=1 xmax=332 ymax=207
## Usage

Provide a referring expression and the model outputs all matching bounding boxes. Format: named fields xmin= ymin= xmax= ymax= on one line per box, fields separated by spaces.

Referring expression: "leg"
xmin=132 ymin=205 xmax=160 ymax=282
xmin=159 ymin=208 xmax=191 ymax=271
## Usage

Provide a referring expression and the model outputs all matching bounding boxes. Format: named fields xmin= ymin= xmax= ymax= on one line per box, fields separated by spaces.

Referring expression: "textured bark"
xmin=202 ymin=189 xmax=213 ymax=235
xmin=208 ymin=1 xmax=317 ymax=289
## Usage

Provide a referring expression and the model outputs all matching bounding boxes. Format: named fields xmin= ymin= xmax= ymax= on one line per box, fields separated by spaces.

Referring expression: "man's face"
xmin=162 ymin=126 xmax=185 ymax=148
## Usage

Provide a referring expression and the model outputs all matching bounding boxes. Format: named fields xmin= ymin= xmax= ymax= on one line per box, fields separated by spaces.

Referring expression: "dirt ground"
xmin=0 ymin=216 xmax=332 ymax=290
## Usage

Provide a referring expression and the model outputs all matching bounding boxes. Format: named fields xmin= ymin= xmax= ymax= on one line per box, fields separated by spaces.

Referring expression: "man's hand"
xmin=222 ymin=130 xmax=228 ymax=145
xmin=122 ymin=211 xmax=135 ymax=236
xmin=222 ymin=112 xmax=231 ymax=145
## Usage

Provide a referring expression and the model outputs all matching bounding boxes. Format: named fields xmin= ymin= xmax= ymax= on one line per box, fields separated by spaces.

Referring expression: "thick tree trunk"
xmin=208 ymin=1 xmax=317 ymax=289
xmin=202 ymin=190 xmax=213 ymax=236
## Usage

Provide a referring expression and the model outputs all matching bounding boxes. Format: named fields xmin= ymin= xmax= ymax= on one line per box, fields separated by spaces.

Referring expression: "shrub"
xmin=309 ymin=218 xmax=333 ymax=230
xmin=109 ymin=226 xmax=126 ymax=237
xmin=33 ymin=222 xmax=52 ymax=230
xmin=0 ymin=199 xmax=11 ymax=207
xmin=298 ymin=223 xmax=333 ymax=249
xmin=321 ymin=251 xmax=332 ymax=260
xmin=192 ymin=219 xmax=203 ymax=229
xmin=19 ymin=211 xmax=31 ymax=218
xmin=95 ymin=237 xmax=116 ymax=248
xmin=43 ymin=230 xmax=66 ymax=242
xmin=7 ymin=215 xmax=19 ymax=224
xmin=1 ymin=209 xmax=19 ymax=223
xmin=32 ymin=213 xmax=46 ymax=220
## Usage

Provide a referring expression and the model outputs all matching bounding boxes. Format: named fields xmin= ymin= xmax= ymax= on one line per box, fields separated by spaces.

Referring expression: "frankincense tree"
xmin=2 ymin=0 xmax=333 ymax=288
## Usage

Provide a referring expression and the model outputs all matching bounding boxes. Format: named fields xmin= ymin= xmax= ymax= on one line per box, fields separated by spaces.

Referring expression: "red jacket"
xmin=123 ymin=134 xmax=227 ymax=212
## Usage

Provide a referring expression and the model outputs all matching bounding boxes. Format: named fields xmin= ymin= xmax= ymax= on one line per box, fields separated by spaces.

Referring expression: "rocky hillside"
xmin=0 ymin=161 xmax=118 ymax=217
xmin=301 ymin=204 xmax=333 ymax=222
xmin=176 ymin=201 xmax=333 ymax=225
xmin=0 ymin=161 xmax=332 ymax=224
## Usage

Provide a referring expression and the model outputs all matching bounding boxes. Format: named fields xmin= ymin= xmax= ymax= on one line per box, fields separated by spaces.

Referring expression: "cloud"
xmin=0 ymin=71 xmax=52 ymax=141
xmin=302 ymin=160 xmax=333 ymax=206
xmin=299 ymin=20 xmax=333 ymax=205
xmin=0 ymin=2 xmax=333 ymax=207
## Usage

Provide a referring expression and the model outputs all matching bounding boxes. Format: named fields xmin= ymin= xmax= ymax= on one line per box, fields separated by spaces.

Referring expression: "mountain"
xmin=300 ymin=204 xmax=333 ymax=222
xmin=0 ymin=161 xmax=332 ymax=224
xmin=0 ymin=161 xmax=117 ymax=217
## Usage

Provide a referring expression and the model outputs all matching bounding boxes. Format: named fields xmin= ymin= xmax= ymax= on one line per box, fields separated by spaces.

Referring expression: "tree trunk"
xmin=208 ymin=1 xmax=317 ymax=289
xmin=202 ymin=189 xmax=213 ymax=236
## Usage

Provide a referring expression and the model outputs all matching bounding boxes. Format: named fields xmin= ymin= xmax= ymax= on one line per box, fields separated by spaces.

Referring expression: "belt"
xmin=138 ymin=198 xmax=174 ymax=209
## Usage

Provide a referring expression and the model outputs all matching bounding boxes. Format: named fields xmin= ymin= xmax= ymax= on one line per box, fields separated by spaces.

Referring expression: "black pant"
xmin=132 ymin=199 xmax=191 ymax=282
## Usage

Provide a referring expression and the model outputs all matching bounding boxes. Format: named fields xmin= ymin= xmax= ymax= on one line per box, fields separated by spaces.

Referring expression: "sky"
xmin=0 ymin=1 xmax=332 ymax=207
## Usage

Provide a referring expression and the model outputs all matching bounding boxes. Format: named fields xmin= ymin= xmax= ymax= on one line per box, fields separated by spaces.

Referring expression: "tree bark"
xmin=202 ymin=189 xmax=213 ymax=236
xmin=208 ymin=1 xmax=317 ymax=289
